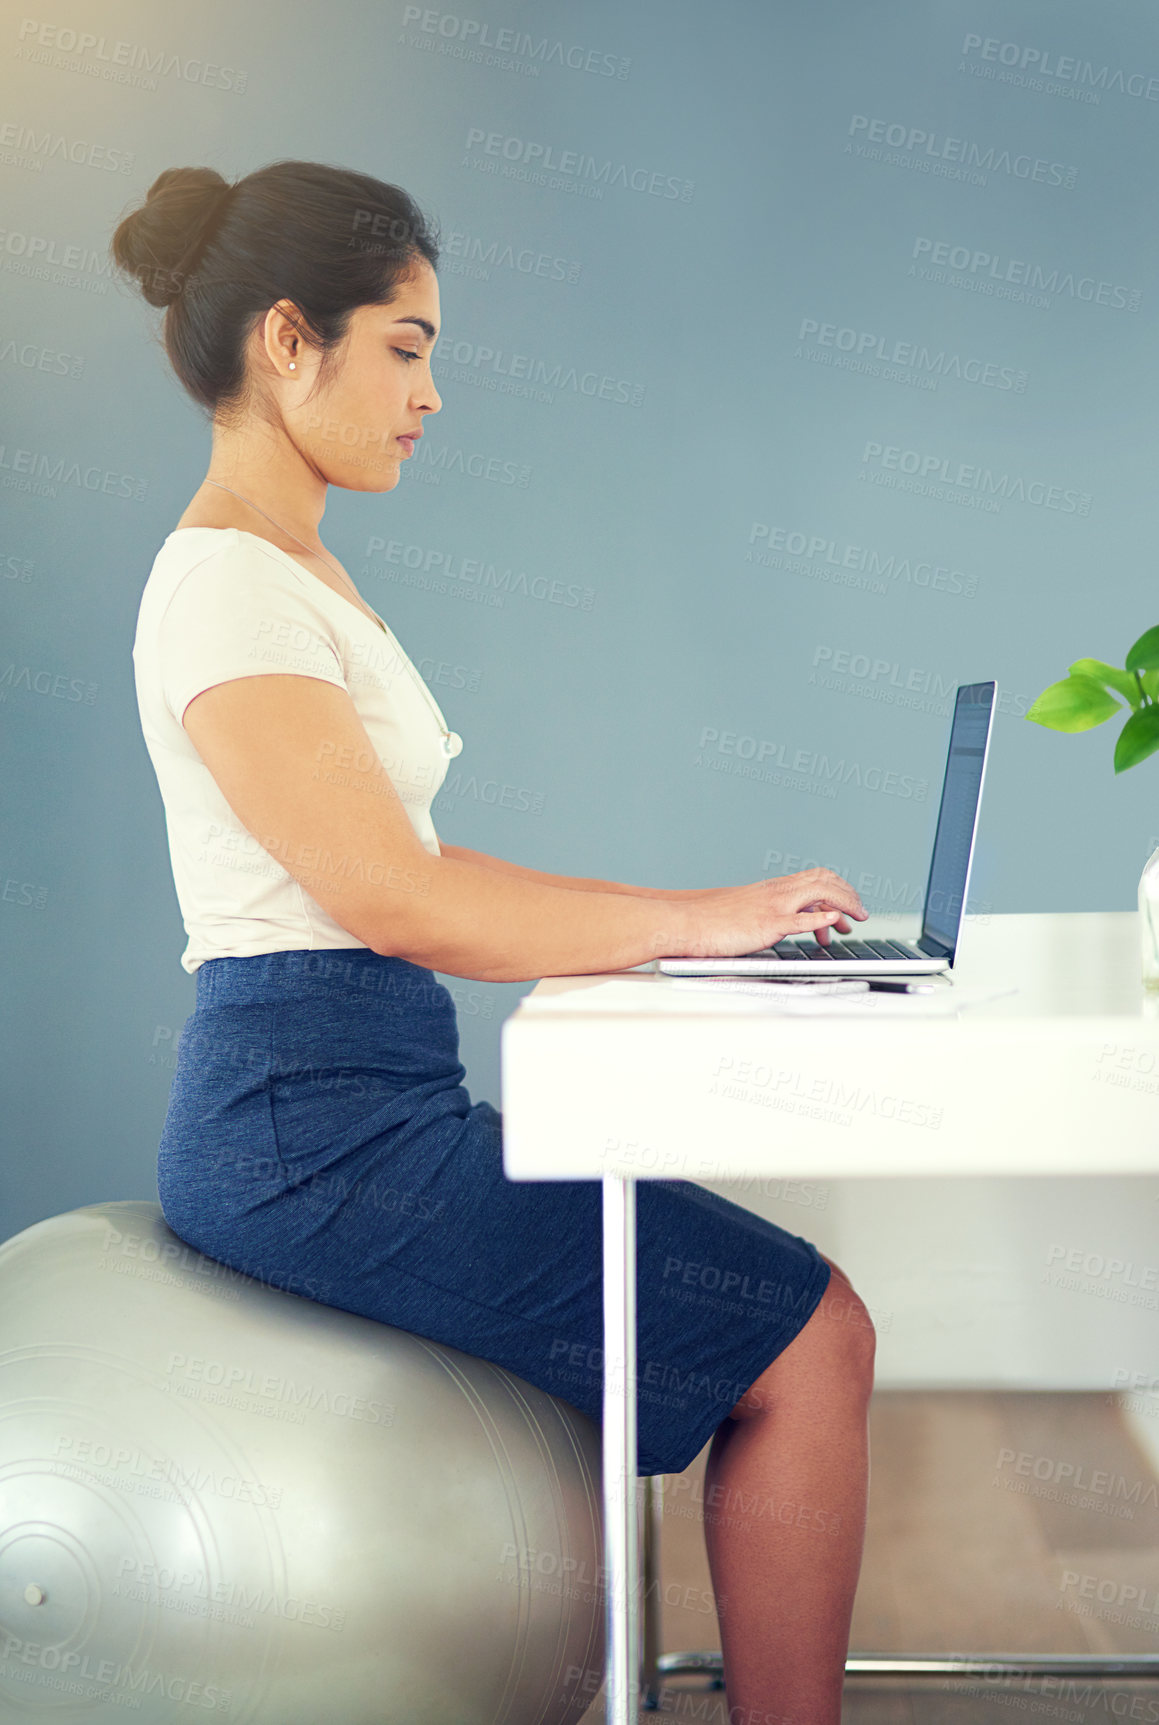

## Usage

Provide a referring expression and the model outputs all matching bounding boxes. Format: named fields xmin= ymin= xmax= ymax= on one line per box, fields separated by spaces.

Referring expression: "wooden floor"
xmin=577 ymin=1390 xmax=1159 ymax=1723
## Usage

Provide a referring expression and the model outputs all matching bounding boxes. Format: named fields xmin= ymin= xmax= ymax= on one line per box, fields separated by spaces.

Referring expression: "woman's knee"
xmin=810 ymin=1255 xmax=877 ymax=1377
xmin=727 ymin=1255 xmax=876 ymax=1421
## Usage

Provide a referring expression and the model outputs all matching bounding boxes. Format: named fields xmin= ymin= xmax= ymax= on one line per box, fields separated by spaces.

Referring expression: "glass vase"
xmin=1140 ymin=843 xmax=1159 ymax=989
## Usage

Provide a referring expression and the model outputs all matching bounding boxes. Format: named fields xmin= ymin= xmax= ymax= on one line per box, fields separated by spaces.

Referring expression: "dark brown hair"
xmin=109 ymin=159 xmax=439 ymax=420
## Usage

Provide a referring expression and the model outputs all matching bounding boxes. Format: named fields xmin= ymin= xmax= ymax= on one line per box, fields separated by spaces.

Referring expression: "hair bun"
xmin=110 ymin=167 xmax=234 ymax=309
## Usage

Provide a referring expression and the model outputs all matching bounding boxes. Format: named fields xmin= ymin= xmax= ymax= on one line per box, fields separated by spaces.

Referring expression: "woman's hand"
xmin=669 ymin=868 xmax=867 ymax=959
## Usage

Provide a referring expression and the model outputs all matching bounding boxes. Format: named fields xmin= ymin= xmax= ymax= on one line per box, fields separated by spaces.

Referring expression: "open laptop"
xmin=657 ymin=680 xmax=996 ymax=976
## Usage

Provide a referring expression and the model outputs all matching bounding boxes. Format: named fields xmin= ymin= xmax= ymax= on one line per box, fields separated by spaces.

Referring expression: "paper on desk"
xmin=519 ymin=975 xmax=1018 ymax=1016
xmin=671 ymin=978 xmax=869 ymax=999
xmin=668 ymin=976 xmax=1019 ymax=1014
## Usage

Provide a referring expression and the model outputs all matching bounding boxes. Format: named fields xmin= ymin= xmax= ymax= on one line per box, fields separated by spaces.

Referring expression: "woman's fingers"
xmin=815 ymin=917 xmax=853 ymax=945
xmin=799 ymin=901 xmax=853 ymax=926
xmin=794 ymin=872 xmax=867 ymax=920
xmin=789 ymin=909 xmax=840 ymax=933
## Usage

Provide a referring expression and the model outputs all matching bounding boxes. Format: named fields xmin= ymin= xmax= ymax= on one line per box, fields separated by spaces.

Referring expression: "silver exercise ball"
xmin=0 ymin=1200 xmax=606 ymax=1723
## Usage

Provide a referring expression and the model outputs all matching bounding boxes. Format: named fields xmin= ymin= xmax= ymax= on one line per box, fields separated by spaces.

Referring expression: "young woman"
xmin=113 ymin=159 xmax=875 ymax=1724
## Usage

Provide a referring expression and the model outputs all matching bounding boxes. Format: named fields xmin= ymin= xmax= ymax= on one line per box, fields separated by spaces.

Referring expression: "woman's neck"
xmin=179 ymin=427 xmax=328 ymax=550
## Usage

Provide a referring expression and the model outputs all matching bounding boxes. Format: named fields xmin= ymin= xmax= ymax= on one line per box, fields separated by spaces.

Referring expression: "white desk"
xmin=500 ymin=912 xmax=1159 ymax=1722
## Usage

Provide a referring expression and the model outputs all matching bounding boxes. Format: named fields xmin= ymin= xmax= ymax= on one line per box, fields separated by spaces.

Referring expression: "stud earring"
xmin=288 ymin=362 xmax=296 ymax=371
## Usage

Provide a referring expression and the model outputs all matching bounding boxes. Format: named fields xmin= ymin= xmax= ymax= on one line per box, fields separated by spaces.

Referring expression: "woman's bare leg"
xmin=699 ymin=1258 xmax=875 ymax=1724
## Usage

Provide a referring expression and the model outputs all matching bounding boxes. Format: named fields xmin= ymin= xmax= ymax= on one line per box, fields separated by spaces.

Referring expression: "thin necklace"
xmin=203 ymin=477 xmax=459 ymax=753
xmin=205 ymin=478 xmax=376 ymax=620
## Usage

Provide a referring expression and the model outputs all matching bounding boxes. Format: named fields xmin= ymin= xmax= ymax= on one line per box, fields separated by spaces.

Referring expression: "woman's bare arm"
xmin=435 ymin=841 xmax=711 ymax=901
xmin=180 ymin=675 xmax=862 ymax=984
xmin=180 ymin=675 xmax=698 ymax=982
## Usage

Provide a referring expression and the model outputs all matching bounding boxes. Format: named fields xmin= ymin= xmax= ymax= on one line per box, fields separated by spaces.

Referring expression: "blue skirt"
xmin=157 ymin=947 xmax=831 ymax=1477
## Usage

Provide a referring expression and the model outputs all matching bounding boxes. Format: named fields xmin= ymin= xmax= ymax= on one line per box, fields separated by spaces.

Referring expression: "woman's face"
xmin=282 ymin=257 xmax=442 ymax=493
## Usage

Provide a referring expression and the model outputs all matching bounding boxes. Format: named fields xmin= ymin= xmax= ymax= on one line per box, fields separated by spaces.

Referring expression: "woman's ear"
xmin=261 ymin=300 xmax=312 ymax=376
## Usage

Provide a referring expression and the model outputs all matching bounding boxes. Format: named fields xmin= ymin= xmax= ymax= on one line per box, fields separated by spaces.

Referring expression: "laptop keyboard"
xmin=756 ymin=938 xmax=925 ymax=962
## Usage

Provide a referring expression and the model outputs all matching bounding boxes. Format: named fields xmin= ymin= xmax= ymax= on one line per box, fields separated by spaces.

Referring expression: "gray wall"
xmin=3 ymin=0 xmax=1158 ymax=1388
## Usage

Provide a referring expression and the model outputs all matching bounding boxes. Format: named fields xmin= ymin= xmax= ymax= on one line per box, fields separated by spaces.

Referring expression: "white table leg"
xmin=602 ymin=1174 xmax=639 ymax=1723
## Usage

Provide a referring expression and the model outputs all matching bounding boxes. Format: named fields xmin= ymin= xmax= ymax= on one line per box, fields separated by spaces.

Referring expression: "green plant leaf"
xmin=1025 ymin=674 xmax=1122 ymax=732
xmin=1142 ymin=669 xmax=1159 ymax=701
xmin=1125 ymin=625 xmax=1159 ymax=673
xmin=1068 ymin=657 xmax=1141 ymax=708
xmin=1114 ymin=705 xmax=1159 ymax=772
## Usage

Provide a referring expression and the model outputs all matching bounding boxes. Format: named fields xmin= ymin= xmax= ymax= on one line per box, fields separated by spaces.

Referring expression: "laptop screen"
xmin=919 ymin=681 xmax=996 ymax=959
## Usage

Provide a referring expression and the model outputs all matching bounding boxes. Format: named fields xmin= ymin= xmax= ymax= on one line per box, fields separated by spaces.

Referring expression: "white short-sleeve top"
xmin=132 ymin=526 xmax=463 ymax=974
